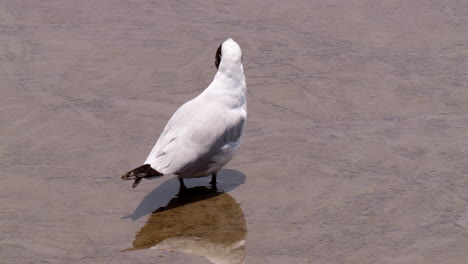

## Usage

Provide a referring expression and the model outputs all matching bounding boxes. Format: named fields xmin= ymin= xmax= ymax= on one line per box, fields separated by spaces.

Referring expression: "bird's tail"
xmin=121 ymin=164 xmax=163 ymax=188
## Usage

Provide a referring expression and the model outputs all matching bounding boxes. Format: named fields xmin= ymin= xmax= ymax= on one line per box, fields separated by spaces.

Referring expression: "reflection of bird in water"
xmin=128 ymin=186 xmax=246 ymax=264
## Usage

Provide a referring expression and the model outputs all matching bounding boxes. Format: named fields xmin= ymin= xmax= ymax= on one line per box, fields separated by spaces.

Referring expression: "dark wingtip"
xmin=132 ymin=178 xmax=142 ymax=188
xmin=122 ymin=164 xmax=163 ymax=188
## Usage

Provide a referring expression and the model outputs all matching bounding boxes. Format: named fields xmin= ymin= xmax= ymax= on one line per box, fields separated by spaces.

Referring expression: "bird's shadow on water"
xmin=123 ymin=169 xmax=246 ymax=221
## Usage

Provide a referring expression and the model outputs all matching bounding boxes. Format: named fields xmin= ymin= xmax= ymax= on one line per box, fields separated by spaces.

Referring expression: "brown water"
xmin=2 ymin=1 xmax=468 ymax=263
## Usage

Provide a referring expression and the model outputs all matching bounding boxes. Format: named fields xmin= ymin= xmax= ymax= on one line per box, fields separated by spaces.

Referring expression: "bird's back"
xmin=145 ymin=90 xmax=246 ymax=177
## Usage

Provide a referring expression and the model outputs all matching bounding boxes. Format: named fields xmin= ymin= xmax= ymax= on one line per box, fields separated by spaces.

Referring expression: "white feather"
xmin=144 ymin=38 xmax=247 ymax=178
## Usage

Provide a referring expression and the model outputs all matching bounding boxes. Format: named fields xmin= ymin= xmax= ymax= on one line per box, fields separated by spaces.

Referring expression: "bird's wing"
xmin=145 ymin=97 xmax=246 ymax=175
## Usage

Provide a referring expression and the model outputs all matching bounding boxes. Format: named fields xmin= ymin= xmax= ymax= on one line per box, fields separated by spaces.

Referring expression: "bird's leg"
xmin=210 ymin=173 xmax=217 ymax=189
xmin=179 ymin=177 xmax=187 ymax=191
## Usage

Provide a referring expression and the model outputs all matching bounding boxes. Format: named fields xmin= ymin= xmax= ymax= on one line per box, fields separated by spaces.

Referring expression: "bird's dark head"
xmin=214 ymin=38 xmax=243 ymax=70
xmin=215 ymin=43 xmax=222 ymax=70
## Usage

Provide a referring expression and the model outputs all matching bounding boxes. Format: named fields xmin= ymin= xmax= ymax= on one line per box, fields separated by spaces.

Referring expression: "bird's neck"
xmin=204 ymin=63 xmax=246 ymax=109
xmin=216 ymin=64 xmax=245 ymax=87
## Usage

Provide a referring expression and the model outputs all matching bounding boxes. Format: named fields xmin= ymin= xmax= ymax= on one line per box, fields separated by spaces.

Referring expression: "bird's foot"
xmin=178 ymin=177 xmax=187 ymax=192
xmin=210 ymin=173 xmax=217 ymax=190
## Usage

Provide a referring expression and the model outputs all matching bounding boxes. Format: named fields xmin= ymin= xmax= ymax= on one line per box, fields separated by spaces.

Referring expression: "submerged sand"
xmin=2 ymin=1 xmax=468 ymax=263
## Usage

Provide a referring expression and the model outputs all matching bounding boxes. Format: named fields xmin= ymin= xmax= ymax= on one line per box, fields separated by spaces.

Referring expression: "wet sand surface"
xmin=1 ymin=1 xmax=468 ymax=263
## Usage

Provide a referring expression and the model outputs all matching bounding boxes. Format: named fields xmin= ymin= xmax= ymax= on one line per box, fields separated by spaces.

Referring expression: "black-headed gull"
xmin=122 ymin=38 xmax=247 ymax=190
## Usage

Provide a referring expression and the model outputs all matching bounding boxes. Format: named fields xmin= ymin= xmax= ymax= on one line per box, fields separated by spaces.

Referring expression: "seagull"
xmin=122 ymin=38 xmax=247 ymax=190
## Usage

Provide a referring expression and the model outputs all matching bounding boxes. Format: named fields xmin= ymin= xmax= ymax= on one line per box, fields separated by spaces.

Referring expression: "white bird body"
xmin=122 ymin=39 xmax=246 ymax=187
